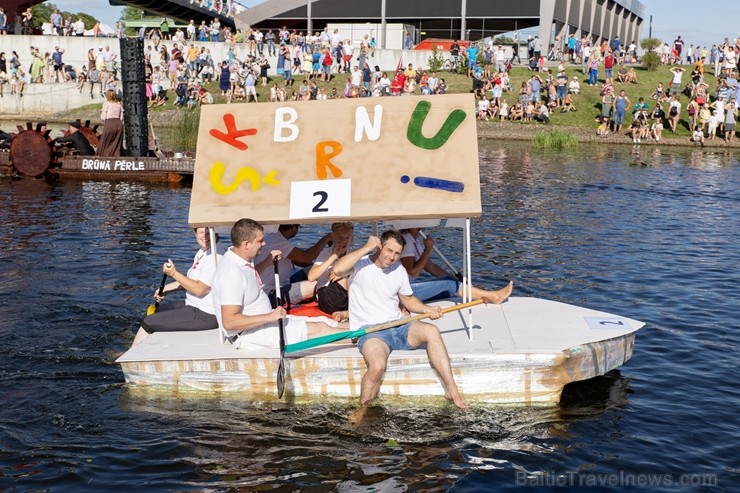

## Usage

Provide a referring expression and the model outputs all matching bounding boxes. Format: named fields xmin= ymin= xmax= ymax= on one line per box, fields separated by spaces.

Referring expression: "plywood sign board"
xmin=188 ymin=94 xmax=481 ymax=227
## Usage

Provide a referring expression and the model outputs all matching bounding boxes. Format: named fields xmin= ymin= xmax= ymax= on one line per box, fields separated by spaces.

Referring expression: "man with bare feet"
xmin=400 ymin=228 xmax=513 ymax=303
xmin=333 ymin=230 xmax=476 ymax=418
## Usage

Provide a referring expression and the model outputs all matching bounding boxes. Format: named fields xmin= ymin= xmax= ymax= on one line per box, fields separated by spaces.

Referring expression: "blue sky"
xmin=52 ymin=0 xmax=736 ymax=49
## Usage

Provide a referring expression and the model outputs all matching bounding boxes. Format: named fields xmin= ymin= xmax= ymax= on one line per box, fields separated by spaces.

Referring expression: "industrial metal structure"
xmin=233 ymin=0 xmax=646 ymax=49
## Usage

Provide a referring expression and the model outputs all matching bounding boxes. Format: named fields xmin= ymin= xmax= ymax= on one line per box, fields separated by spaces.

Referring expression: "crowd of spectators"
xmin=4 ymin=16 xmax=740 ymax=148
xmin=461 ymin=33 xmax=740 ymax=146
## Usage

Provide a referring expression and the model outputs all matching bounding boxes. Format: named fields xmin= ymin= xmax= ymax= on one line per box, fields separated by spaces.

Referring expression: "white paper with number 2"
xmin=289 ymin=179 xmax=352 ymax=219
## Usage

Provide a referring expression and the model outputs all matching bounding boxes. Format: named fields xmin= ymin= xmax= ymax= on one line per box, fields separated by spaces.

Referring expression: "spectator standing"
xmin=160 ymin=17 xmax=170 ymax=40
xmin=187 ymin=20 xmax=196 ymax=42
xmin=50 ymin=9 xmax=62 ymax=35
xmin=724 ymin=100 xmax=737 ymax=143
xmin=266 ymin=29 xmax=276 ymax=56
xmin=673 ymin=36 xmax=684 ymax=63
xmin=51 ymin=46 xmax=65 ymax=82
xmin=97 ymin=90 xmax=124 ymax=157
xmin=0 ymin=8 xmax=6 ymax=35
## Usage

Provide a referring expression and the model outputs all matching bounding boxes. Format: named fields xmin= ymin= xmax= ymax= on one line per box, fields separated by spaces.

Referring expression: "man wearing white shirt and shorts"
xmin=212 ymin=218 xmax=343 ymax=349
xmin=332 ymin=230 xmax=470 ymax=414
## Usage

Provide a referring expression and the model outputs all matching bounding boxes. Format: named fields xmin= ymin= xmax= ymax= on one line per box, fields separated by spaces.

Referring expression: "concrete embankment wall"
xmin=1 ymin=34 xmax=436 ymax=119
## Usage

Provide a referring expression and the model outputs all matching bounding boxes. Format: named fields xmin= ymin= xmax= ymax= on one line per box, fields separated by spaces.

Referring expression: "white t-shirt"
xmin=253 ymin=232 xmax=295 ymax=291
xmin=351 ymin=68 xmax=362 ymax=87
xmin=185 ymin=247 xmax=222 ymax=314
xmin=212 ymin=248 xmax=273 ymax=335
xmin=348 ymin=256 xmax=412 ymax=330
xmin=211 ymin=248 xmax=314 ymax=348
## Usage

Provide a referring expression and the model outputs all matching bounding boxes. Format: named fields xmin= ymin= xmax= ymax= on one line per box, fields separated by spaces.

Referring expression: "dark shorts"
xmin=357 ymin=323 xmax=415 ymax=353
xmin=316 ymin=281 xmax=348 ymax=314
xmin=141 ymin=301 xmax=218 ymax=333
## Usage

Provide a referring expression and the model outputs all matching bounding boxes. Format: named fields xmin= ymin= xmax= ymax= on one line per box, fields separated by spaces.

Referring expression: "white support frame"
xmin=210 ymin=226 xmax=225 ymax=344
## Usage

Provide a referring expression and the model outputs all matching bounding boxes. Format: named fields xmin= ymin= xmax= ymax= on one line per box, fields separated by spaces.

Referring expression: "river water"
xmin=0 ymin=142 xmax=737 ymax=491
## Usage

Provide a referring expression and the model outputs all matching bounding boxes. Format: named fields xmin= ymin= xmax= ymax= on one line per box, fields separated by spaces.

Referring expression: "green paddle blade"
xmin=285 ymin=327 xmax=367 ymax=353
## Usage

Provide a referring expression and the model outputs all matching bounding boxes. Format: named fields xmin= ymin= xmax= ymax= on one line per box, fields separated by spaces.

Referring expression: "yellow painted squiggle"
xmin=209 ymin=162 xmax=280 ymax=195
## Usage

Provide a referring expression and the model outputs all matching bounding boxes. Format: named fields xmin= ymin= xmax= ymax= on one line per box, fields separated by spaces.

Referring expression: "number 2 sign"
xmin=289 ymin=179 xmax=352 ymax=219
xmin=584 ymin=317 xmax=630 ymax=330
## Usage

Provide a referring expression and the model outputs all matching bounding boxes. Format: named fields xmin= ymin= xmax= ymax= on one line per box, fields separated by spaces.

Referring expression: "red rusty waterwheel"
xmin=9 ymin=122 xmax=56 ymax=177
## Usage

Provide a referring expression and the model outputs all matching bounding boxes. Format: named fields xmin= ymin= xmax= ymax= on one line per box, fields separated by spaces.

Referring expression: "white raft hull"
xmin=117 ymin=297 xmax=644 ymax=405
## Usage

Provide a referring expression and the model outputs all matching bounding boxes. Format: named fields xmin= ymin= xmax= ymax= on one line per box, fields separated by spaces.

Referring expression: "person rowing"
xmin=134 ymin=227 xmax=224 ymax=345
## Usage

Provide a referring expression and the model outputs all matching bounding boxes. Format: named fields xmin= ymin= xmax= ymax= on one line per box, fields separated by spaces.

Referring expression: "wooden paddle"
xmin=274 ymin=257 xmax=287 ymax=399
xmin=146 ymin=263 xmax=171 ymax=316
xmin=285 ymin=298 xmax=484 ymax=353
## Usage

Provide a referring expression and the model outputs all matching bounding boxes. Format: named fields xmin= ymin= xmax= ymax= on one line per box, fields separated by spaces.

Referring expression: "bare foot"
xmin=445 ymin=390 xmax=470 ymax=409
xmin=482 ymin=280 xmax=514 ymax=304
xmin=348 ymin=406 xmax=369 ymax=424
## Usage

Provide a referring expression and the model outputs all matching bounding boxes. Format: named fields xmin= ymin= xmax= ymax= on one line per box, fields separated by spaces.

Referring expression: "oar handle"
xmin=285 ymin=298 xmax=484 ymax=353
xmin=363 ymin=298 xmax=484 ymax=334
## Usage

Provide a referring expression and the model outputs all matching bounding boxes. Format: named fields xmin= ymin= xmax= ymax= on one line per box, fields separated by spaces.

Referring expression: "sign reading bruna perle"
xmin=188 ymin=94 xmax=481 ymax=227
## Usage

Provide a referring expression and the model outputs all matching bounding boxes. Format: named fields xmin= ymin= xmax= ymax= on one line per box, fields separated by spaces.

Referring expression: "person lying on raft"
xmin=133 ymin=227 xmax=224 ymax=345
xmin=211 ymin=218 xmax=346 ymax=349
xmin=399 ymin=228 xmax=513 ymax=303
xmin=307 ymin=222 xmax=354 ymax=321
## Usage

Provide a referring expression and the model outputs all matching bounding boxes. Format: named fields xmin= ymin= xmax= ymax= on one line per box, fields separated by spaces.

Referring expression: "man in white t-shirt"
xmin=212 ymin=218 xmax=342 ymax=349
xmin=332 ymin=230 xmax=470 ymax=414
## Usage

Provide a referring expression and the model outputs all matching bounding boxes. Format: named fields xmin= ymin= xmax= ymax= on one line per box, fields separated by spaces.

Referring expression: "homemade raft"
xmin=117 ymin=94 xmax=644 ymax=404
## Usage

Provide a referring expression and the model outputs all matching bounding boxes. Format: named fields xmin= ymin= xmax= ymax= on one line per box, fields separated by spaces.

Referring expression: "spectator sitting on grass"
xmin=534 ymin=101 xmax=550 ymax=123
xmin=691 ymin=126 xmax=705 ymax=146
xmin=561 ymin=93 xmax=576 ymax=112
xmin=568 ymin=76 xmax=580 ymax=94
xmin=596 ymin=117 xmax=609 ymax=137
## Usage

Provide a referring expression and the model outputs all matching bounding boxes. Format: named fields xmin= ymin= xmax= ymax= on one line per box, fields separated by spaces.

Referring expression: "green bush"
xmin=532 ymin=129 xmax=578 ymax=149
xmin=174 ymin=110 xmax=200 ymax=150
xmin=428 ymin=46 xmax=445 ymax=72
xmin=641 ymin=52 xmax=661 ymax=72
xmin=640 ymin=38 xmax=662 ymax=72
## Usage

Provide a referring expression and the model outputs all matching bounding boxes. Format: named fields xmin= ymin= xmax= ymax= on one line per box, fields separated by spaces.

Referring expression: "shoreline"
xmin=5 ymin=107 xmax=739 ymax=152
xmin=475 ymin=120 xmax=740 ymax=149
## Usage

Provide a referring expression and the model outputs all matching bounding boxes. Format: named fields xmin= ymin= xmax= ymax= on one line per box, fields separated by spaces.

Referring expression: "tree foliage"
xmin=640 ymin=38 xmax=662 ymax=71
xmin=30 ymin=2 xmax=98 ymax=30
xmin=121 ymin=7 xmax=147 ymax=36
xmin=641 ymin=37 xmax=662 ymax=51
xmin=493 ymin=35 xmax=515 ymax=45
xmin=428 ymin=46 xmax=445 ymax=72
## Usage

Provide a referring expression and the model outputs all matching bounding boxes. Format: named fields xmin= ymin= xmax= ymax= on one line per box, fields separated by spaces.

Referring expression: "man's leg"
xmin=407 ymin=321 xmax=468 ymax=409
xmin=463 ymin=280 xmax=513 ymax=304
xmin=358 ymin=338 xmax=391 ymax=405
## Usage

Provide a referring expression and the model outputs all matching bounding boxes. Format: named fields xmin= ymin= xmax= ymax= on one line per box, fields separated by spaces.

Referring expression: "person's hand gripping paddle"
xmin=274 ymin=256 xmax=287 ymax=399
xmin=146 ymin=262 xmax=172 ymax=316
